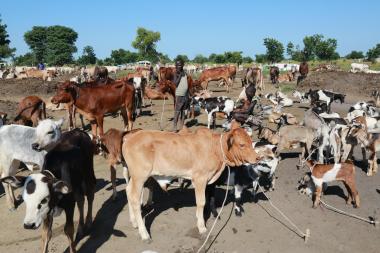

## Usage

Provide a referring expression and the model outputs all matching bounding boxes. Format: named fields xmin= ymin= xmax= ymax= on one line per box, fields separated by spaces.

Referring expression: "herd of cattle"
xmin=0 ymin=63 xmax=380 ymax=253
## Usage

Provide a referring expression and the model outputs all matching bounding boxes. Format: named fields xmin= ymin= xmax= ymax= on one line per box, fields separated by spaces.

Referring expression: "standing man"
xmin=172 ymin=59 xmax=189 ymax=132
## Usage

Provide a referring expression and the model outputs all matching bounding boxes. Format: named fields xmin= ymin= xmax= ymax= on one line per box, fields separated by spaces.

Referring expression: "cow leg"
xmin=90 ymin=122 xmax=97 ymax=139
xmin=110 ymin=164 xmax=117 ymax=200
xmin=361 ymin=145 xmax=367 ymax=165
xmin=31 ymin=112 xmax=39 ymax=127
xmin=205 ymin=184 xmax=218 ymax=218
xmin=85 ymin=188 xmax=94 ymax=232
xmin=122 ymin=164 xmax=129 ymax=185
xmin=74 ymin=195 xmax=85 ymax=243
xmin=234 ymin=184 xmax=244 ymax=216
xmin=193 ymin=178 xmax=208 ymax=234
xmin=2 ymin=160 xmax=20 ymax=210
xmin=125 ymin=98 xmax=134 ymax=131
xmin=96 ymin=116 xmax=104 ymax=137
xmin=41 ymin=215 xmax=53 ymax=253
xmin=64 ymin=205 xmax=76 ymax=253
xmin=127 ymin=177 xmax=150 ymax=241
xmin=79 ymin=114 xmax=85 ymax=130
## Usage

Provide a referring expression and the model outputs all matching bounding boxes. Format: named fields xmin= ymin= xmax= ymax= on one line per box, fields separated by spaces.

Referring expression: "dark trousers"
xmin=173 ymin=96 xmax=188 ymax=131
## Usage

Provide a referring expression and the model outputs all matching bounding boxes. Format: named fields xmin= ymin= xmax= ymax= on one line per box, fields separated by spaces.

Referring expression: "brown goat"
xmin=305 ymin=160 xmax=360 ymax=208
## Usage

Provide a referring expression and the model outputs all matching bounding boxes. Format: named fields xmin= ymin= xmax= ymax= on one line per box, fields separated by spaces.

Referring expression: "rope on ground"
xmin=319 ymin=199 xmax=379 ymax=226
xmin=258 ymin=185 xmax=310 ymax=243
xmin=159 ymin=98 xmax=166 ymax=131
xmin=196 ymin=166 xmax=230 ymax=253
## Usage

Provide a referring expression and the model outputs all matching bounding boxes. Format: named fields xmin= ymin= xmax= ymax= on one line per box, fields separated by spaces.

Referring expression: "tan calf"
xmin=305 ymin=160 xmax=360 ymax=208
xmin=121 ymin=121 xmax=258 ymax=241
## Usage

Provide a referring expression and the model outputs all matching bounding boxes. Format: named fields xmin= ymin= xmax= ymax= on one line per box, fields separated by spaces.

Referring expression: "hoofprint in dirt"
xmin=0 ymin=76 xmax=379 ymax=253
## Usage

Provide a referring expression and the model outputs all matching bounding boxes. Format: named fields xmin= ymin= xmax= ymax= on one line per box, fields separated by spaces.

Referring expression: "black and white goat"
xmin=206 ymin=144 xmax=279 ymax=217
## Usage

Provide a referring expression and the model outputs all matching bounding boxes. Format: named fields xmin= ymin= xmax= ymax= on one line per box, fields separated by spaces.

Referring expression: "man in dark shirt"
xmin=172 ymin=59 xmax=189 ymax=132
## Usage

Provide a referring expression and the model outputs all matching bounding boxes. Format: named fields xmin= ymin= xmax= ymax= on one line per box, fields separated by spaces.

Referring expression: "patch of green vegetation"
xmin=279 ymin=82 xmax=296 ymax=93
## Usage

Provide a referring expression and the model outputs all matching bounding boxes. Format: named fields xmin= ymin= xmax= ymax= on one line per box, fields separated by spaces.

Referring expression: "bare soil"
xmin=0 ymin=73 xmax=379 ymax=253
xmin=298 ymin=70 xmax=380 ymax=102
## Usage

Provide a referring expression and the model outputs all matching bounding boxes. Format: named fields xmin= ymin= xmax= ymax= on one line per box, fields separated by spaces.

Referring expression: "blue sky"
xmin=2 ymin=0 xmax=380 ymax=59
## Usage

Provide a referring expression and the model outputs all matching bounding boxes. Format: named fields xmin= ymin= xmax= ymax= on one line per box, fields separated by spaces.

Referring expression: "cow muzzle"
xmin=24 ymin=222 xmax=38 ymax=230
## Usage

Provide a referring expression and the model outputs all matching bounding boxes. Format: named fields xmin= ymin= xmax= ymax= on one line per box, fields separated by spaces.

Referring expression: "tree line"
xmin=1 ymin=15 xmax=380 ymax=66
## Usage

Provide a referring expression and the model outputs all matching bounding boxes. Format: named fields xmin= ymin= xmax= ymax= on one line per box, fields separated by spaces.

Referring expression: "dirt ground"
xmin=0 ymin=72 xmax=379 ymax=253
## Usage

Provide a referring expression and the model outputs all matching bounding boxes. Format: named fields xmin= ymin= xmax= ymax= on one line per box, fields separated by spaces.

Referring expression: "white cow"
xmin=350 ymin=63 xmax=369 ymax=73
xmin=0 ymin=127 xmax=45 ymax=209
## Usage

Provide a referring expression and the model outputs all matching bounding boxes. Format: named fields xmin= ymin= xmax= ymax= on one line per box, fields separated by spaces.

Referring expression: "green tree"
xmin=286 ymin=42 xmax=294 ymax=58
xmin=208 ymin=53 xmax=226 ymax=63
xmin=77 ymin=45 xmax=97 ymax=65
xmin=45 ymin=26 xmax=77 ymax=65
xmin=315 ymin=38 xmax=338 ymax=60
xmin=302 ymin=34 xmax=323 ymax=61
xmin=157 ymin=53 xmax=171 ymax=64
xmin=132 ymin=27 xmax=161 ymax=63
xmin=13 ymin=52 xmax=35 ymax=66
xmin=255 ymin=54 xmax=267 ymax=63
xmin=193 ymin=54 xmax=208 ymax=64
xmin=345 ymin=50 xmax=364 ymax=59
xmin=0 ymin=17 xmax=16 ymax=61
xmin=174 ymin=54 xmax=189 ymax=63
xmin=103 ymin=57 xmax=114 ymax=65
xmin=24 ymin=25 xmax=77 ymax=65
xmin=366 ymin=44 xmax=380 ymax=62
xmin=24 ymin=26 xmax=47 ymax=63
xmin=242 ymin=56 xmax=254 ymax=63
xmin=110 ymin=49 xmax=139 ymax=65
xmin=224 ymin=51 xmax=243 ymax=64
xmin=263 ymin=38 xmax=284 ymax=63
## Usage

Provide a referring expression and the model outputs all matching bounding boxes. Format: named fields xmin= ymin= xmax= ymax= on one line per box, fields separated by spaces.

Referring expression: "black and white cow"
xmin=206 ymin=144 xmax=279 ymax=217
xmin=1 ymin=120 xmax=96 ymax=253
xmin=195 ymin=96 xmax=234 ymax=128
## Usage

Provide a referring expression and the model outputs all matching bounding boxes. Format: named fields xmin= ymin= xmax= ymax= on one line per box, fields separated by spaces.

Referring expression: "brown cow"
xmin=26 ymin=69 xmax=56 ymax=81
xmin=96 ymin=128 xmax=141 ymax=200
xmin=277 ymin=71 xmax=293 ymax=83
xmin=51 ymin=80 xmax=135 ymax=137
xmin=269 ymin=66 xmax=280 ymax=84
xmin=243 ymin=67 xmax=264 ymax=90
xmin=158 ymin=66 xmax=175 ymax=82
xmin=122 ymin=121 xmax=258 ymax=240
xmin=196 ymin=66 xmax=234 ymax=92
xmin=15 ymin=96 xmax=46 ymax=126
xmin=297 ymin=61 xmax=309 ymax=85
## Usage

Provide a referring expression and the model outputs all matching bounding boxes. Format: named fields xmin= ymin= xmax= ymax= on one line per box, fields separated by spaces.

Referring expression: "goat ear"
xmin=53 ymin=181 xmax=71 ymax=194
xmin=1 ymin=176 xmax=26 ymax=188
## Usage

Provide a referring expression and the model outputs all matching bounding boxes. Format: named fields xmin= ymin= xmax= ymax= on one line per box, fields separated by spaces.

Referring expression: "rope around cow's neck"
xmin=196 ymin=134 xmax=231 ymax=253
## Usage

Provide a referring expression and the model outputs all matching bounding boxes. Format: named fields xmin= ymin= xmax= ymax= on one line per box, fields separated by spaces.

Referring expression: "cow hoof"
xmin=198 ymin=227 xmax=207 ymax=234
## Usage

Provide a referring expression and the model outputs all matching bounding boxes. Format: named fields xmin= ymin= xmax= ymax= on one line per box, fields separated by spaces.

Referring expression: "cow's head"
xmin=224 ymin=120 xmax=258 ymax=166
xmin=51 ymin=82 xmax=76 ymax=104
xmin=32 ymin=119 xmax=64 ymax=152
xmin=0 ymin=172 xmax=70 ymax=230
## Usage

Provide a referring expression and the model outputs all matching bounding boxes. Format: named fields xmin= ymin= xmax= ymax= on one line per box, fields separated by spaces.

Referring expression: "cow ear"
xmin=53 ymin=180 xmax=71 ymax=194
xmin=128 ymin=77 xmax=134 ymax=84
xmin=1 ymin=176 xmax=27 ymax=188
xmin=55 ymin=118 xmax=64 ymax=128
xmin=230 ymin=120 xmax=240 ymax=130
xmin=227 ymin=134 xmax=234 ymax=150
